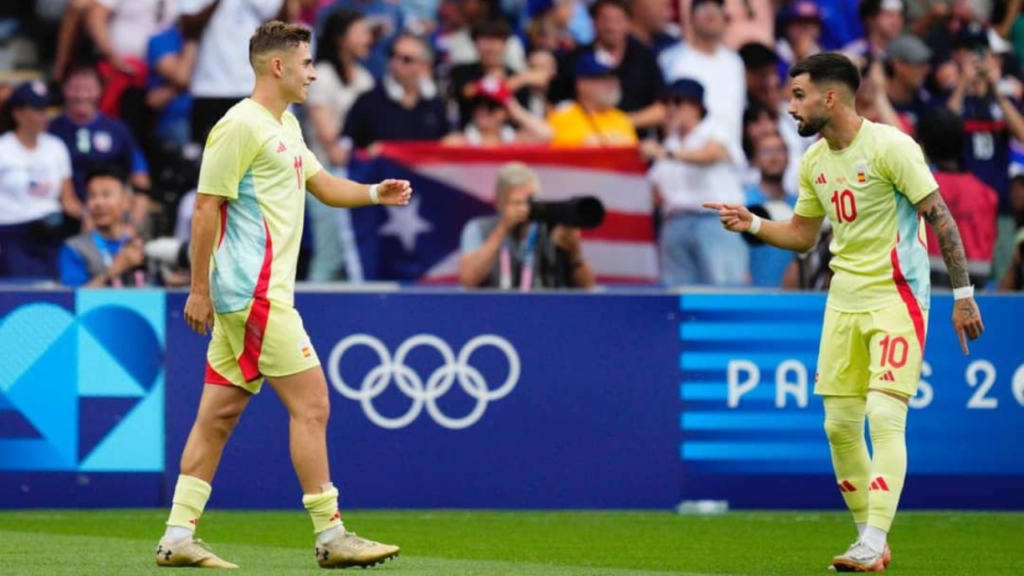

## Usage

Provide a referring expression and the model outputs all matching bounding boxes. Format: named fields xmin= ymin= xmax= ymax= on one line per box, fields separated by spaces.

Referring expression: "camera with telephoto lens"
xmin=528 ymin=196 xmax=606 ymax=229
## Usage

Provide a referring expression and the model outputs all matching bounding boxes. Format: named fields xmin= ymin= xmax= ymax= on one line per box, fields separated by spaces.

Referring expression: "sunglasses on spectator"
xmin=474 ymin=99 xmax=504 ymax=112
xmin=662 ymin=97 xmax=698 ymax=107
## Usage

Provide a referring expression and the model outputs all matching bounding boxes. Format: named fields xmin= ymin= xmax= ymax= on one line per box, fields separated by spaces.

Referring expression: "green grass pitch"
xmin=1 ymin=510 xmax=1021 ymax=575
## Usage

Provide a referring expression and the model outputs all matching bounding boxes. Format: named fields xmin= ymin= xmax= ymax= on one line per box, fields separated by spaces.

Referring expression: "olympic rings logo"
xmin=327 ymin=334 xmax=520 ymax=430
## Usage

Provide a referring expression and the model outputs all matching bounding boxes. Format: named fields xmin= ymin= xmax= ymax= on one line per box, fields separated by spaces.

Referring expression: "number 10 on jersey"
xmin=831 ymin=189 xmax=857 ymax=223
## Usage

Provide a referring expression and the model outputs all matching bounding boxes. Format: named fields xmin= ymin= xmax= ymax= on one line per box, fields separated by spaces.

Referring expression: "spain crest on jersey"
xmin=854 ymin=160 xmax=868 ymax=184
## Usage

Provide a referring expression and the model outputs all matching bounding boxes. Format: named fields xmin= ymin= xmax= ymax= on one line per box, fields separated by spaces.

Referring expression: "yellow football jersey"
xmin=198 ymin=98 xmax=324 ymax=313
xmin=794 ymin=120 xmax=938 ymax=313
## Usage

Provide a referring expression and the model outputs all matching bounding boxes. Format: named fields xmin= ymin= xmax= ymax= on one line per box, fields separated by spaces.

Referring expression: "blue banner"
xmin=165 ymin=292 xmax=681 ymax=509
xmin=678 ymin=293 xmax=1024 ymax=509
xmin=1 ymin=290 xmax=1022 ymax=509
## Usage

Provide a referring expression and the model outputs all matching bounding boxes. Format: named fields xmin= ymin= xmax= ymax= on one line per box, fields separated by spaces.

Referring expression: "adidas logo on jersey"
xmin=879 ymin=370 xmax=896 ymax=382
xmin=276 ymin=141 xmax=287 ymax=153
xmin=815 ymin=173 xmax=827 ymax=185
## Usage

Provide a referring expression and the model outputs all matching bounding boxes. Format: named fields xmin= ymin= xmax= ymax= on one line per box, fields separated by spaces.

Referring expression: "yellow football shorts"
xmin=815 ymin=300 xmax=929 ymax=398
xmin=205 ymin=298 xmax=320 ymax=394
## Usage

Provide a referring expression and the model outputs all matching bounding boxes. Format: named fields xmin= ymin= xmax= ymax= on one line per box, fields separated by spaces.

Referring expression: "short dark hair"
xmin=63 ymin=61 xmax=101 ymax=84
xmin=739 ymin=42 xmax=779 ymax=71
xmin=788 ymin=52 xmax=861 ymax=94
xmin=590 ymin=0 xmax=631 ymax=20
xmin=85 ymin=164 xmax=128 ymax=189
xmin=249 ymin=21 xmax=312 ymax=67
xmin=917 ymin=108 xmax=965 ymax=166
xmin=471 ymin=18 xmax=512 ymax=40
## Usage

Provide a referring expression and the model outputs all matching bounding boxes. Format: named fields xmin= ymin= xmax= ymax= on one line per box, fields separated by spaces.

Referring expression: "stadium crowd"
xmin=0 ymin=0 xmax=1022 ymax=289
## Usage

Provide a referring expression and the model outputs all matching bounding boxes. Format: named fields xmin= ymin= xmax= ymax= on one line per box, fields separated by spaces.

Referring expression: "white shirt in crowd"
xmin=648 ymin=118 xmax=744 ymax=215
xmin=181 ymin=0 xmax=284 ymax=98
xmin=304 ymin=62 xmax=374 ymax=161
xmin=97 ymin=0 xmax=179 ymax=61
xmin=0 ymin=133 xmax=72 ymax=226
xmin=659 ymin=41 xmax=746 ymax=157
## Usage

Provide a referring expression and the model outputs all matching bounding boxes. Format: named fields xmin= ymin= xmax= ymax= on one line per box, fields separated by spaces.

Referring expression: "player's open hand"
xmin=184 ymin=292 xmax=214 ymax=337
xmin=953 ymin=297 xmax=984 ymax=355
xmin=702 ymin=202 xmax=753 ymax=233
xmin=376 ymin=179 xmax=412 ymax=206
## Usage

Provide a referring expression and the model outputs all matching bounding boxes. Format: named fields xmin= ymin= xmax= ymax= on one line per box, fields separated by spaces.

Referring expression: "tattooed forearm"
xmin=917 ymin=191 xmax=971 ymax=289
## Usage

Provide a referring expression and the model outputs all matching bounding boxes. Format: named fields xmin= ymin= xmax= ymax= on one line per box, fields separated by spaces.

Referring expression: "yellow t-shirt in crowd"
xmin=547 ymin=103 xmax=638 ymax=148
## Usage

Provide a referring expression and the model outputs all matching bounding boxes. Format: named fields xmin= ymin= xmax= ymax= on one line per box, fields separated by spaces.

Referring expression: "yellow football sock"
xmin=823 ymin=396 xmax=871 ymax=525
xmin=303 ymin=484 xmax=343 ymax=534
xmin=866 ymin=392 xmax=909 ymax=533
xmin=166 ymin=475 xmax=212 ymax=530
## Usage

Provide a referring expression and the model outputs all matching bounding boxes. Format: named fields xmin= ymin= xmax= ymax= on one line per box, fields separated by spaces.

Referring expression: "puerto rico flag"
xmin=344 ymin=144 xmax=658 ymax=285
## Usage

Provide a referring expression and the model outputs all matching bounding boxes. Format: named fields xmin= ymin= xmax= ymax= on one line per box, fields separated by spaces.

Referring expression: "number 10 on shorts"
xmin=879 ymin=334 xmax=909 ymax=368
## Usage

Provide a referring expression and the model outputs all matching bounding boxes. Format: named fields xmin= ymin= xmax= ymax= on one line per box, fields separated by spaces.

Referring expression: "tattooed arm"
xmin=916 ymin=190 xmax=985 ymax=354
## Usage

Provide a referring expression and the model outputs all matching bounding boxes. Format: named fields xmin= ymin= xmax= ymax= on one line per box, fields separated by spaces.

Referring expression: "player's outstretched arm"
xmin=184 ymin=193 xmax=224 ymax=336
xmin=702 ymin=202 xmax=824 ymax=253
xmin=916 ymin=190 xmax=985 ymax=354
xmin=307 ymin=171 xmax=412 ymax=208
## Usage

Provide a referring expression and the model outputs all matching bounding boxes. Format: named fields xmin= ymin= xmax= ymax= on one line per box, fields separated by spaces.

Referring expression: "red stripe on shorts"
xmin=890 ymin=247 xmax=926 ymax=354
xmin=205 ymin=361 xmax=234 ymax=386
xmin=237 ymin=219 xmax=274 ymax=382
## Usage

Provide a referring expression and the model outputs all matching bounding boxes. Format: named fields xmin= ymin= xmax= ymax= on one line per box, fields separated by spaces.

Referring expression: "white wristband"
xmin=368 ymin=184 xmax=380 ymax=205
xmin=953 ymin=285 xmax=974 ymax=300
xmin=748 ymin=214 xmax=762 ymax=236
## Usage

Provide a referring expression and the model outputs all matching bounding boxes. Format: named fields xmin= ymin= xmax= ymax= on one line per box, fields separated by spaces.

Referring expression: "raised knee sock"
xmin=166 ymin=475 xmax=212 ymax=536
xmin=823 ymin=396 xmax=871 ymax=525
xmin=303 ymin=483 xmax=344 ymax=539
xmin=866 ymin=392 xmax=909 ymax=537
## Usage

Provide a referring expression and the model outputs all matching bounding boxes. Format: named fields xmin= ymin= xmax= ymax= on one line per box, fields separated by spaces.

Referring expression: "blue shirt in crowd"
xmin=49 ymin=113 xmax=148 ymax=201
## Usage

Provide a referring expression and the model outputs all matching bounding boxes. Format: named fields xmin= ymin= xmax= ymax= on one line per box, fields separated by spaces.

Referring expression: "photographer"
xmin=59 ymin=165 xmax=148 ymax=287
xmin=459 ymin=162 xmax=596 ymax=290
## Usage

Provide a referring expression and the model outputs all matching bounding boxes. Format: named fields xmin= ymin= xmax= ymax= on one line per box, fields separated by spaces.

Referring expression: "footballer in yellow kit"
xmin=704 ymin=53 xmax=984 ymax=572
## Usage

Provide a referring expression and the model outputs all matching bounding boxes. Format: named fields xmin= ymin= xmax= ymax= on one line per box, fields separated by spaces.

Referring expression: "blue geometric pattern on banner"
xmin=78 ymin=397 xmax=141 ymax=460
xmin=0 ymin=291 xmax=165 ymax=473
xmin=79 ymin=306 xmax=162 ymax=392
xmin=79 ymin=379 xmax=164 ymax=472
xmin=0 ymin=407 xmax=43 ymax=438
xmin=78 ymin=326 xmax=147 ymax=398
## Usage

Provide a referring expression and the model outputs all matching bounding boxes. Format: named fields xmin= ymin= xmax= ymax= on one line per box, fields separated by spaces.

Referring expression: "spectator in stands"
xmin=524 ymin=0 xmax=577 ymax=54
xmin=739 ymin=42 xmax=781 ymax=109
xmin=49 ymin=64 xmax=152 ymax=232
xmin=60 ymin=165 xmax=149 ymax=287
xmin=999 ymin=173 xmax=1024 ymax=290
xmin=307 ymin=8 xmax=374 ymax=170
xmin=842 ymin=0 xmax=904 ymax=61
xmin=547 ymin=52 xmax=638 ymax=147
xmin=305 ymin=8 xmax=375 ymax=283
xmin=855 ymin=58 xmax=904 ymax=130
xmin=459 ymin=162 xmax=596 ymax=289
xmin=442 ymin=77 xmax=553 ymax=145
xmin=642 ymin=78 xmax=747 ymax=286
xmin=997 ymin=0 xmax=1024 ymax=62
xmin=744 ymin=131 xmax=796 ymax=287
xmin=86 ymin=0 xmax=179 ymax=123
xmin=947 ymin=21 xmax=1024 ymax=211
xmin=523 ymin=49 xmax=558 ymax=118
xmin=715 ymin=0 xmax=774 ymax=50
xmin=659 ymin=0 xmax=745 ymax=158
xmin=885 ymin=35 xmax=938 ymax=135
xmin=182 ymin=0 xmax=285 ymax=145
xmin=446 ymin=0 xmax=527 ymax=72
xmin=146 ymin=18 xmax=197 ymax=147
xmin=629 ymin=0 xmax=678 ymax=57
xmin=342 ymin=34 xmax=448 ymax=154
xmin=318 ymin=0 xmax=406 ymax=79
xmin=0 ymin=82 xmax=81 ymax=280
xmin=917 ymin=108 xmax=998 ymax=287
xmin=776 ymin=1 xmax=822 ymax=72
xmin=550 ymin=0 xmax=665 ymax=130
xmin=448 ymin=19 xmax=541 ymax=128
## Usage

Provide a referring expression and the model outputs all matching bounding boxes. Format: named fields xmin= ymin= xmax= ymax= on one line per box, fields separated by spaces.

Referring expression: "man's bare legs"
xmin=267 ymin=366 xmax=331 ymax=494
xmin=180 ymin=384 xmax=253 ymax=482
